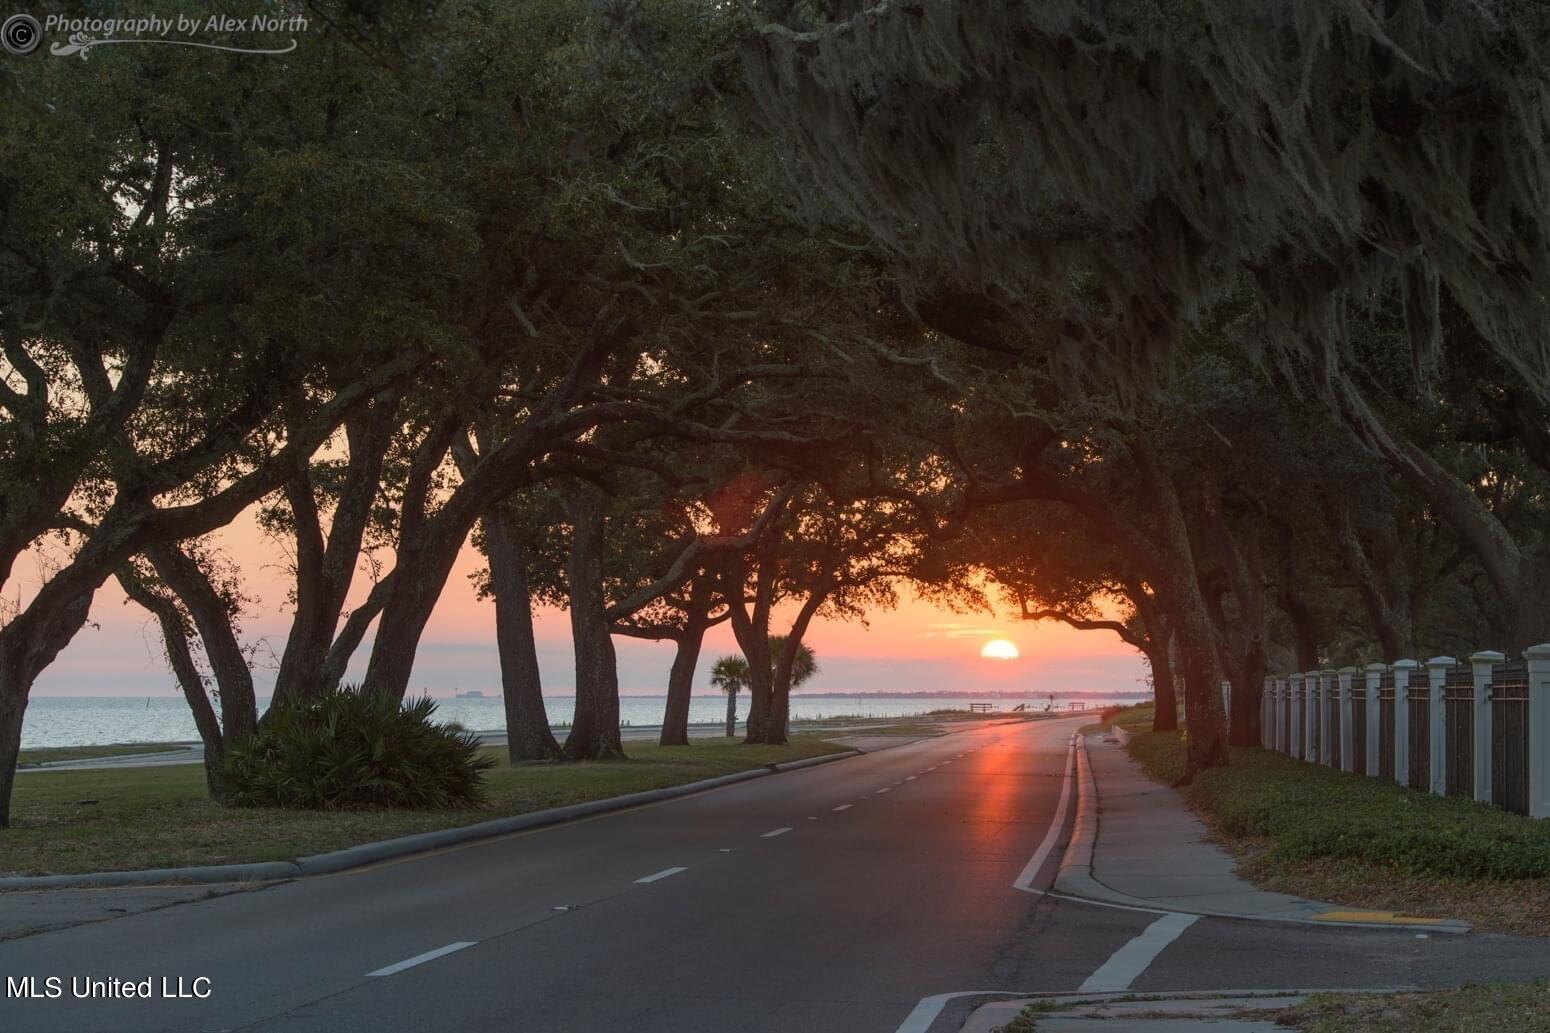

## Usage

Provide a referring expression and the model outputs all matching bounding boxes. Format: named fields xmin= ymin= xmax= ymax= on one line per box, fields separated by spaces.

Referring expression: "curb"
xmin=1110 ymin=724 xmax=1134 ymax=747
xmin=0 ymin=749 xmax=864 ymax=891
xmin=1050 ymin=735 xmax=1470 ymax=934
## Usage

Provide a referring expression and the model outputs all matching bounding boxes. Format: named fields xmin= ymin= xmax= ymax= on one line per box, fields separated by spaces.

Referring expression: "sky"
xmin=25 ymin=513 xmax=1147 ymax=700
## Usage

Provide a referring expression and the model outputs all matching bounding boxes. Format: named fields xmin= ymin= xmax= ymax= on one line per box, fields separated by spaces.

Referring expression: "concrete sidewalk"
xmin=1054 ymin=733 xmax=1468 ymax=932
xmin=961 ymin=991 xmax=1316 ymax=1032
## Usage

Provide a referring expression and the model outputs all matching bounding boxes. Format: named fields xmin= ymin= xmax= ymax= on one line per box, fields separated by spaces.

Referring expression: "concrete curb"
xmin=0 ymin=749 xmax=864 ymax=891
xmin=1110 ymin=724 xmax=1134 ymax=747
xmin=1051 ymin=735 xmax=1470 ymax=934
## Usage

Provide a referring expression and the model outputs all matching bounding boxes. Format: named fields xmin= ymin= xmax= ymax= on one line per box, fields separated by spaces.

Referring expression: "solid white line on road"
xmin=366 ymin=941 xmax=478 ymax=977
xmin=762 ymin=827 xmax=793 ymax=838
xmin=634 ymin=866 xmax=688 ymax=884
xmin=1078 ymin=912 xmax=1199 ymax=992
xmin=832 ymin=804 xmax=853 ymax=811
xmin=1011 ymin=735 xmax=1076 ymax=893
xmin=894 ymin=990 xmax=1020 ymax=1033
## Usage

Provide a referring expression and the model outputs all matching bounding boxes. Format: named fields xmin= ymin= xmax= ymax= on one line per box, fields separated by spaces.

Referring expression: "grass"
xmin=18 ymin=743 xmax=192 ymax=766
xmin=1 ymin=737 xmax=847 ymax=877
xmin=1110 ymin=704 xmax=1550 ymax=935
xmin=1278 ymin=982 xmax=1550 ymax=1032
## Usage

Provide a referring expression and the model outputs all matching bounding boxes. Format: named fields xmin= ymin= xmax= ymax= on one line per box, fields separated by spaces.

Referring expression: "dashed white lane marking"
xmin=832 ymin=804 xmax=853 ymax=811
xmin=905 ymin=776 xmax=917 ymax=781
xmin=876 ymin=787 xmax=892 ymax=794
xmin=762 ymin=827 xmax=793 ymax=838
xmin=635 ymin=866 xmax=688 ymax=884
xmin=1078 ymin=912 xmax=1199 ymax=991
xmin=366 ymin=941 xmax=478 ymax=977
xmin=807 ymin=816 xmax=818 ymax=821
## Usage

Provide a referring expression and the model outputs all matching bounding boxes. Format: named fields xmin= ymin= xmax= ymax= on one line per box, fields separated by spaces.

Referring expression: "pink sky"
xmin=25 ymin=513 xmax=1146 ymax=699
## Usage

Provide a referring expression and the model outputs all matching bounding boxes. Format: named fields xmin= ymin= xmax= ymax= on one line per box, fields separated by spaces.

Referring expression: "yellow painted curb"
xmin=1313 ymin=910 xmax=1441 ymax=925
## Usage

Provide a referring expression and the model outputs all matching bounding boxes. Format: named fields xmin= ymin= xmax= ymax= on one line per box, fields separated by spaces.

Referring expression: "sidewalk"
xmin=961 ymin=991 xmax=1315 ymax=1033
xmin=1054 ymin=734 xmax=1468 ymax=931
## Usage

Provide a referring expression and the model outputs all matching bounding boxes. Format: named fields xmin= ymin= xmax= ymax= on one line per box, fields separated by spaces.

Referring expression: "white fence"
xmin=1258 ymin=645 xmax=1550 ymax=818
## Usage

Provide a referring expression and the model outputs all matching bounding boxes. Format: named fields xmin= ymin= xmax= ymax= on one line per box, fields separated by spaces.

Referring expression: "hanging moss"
xmin=741 ymin=1 xmax=1550 ymax=397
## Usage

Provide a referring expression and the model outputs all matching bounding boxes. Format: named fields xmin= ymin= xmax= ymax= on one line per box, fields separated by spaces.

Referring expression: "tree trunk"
xmin=563 ymin=484 xmax=624 ymax=761
xmin=146 ymin=544 xmax=257 ymax=745
xmin=724 ymin=688 xmax=738 ymax=737
xmin=1227 ymin=643 xmax=1267 ymax=748
xmin=1146 ymin=641 xmax=1179 ymax=733
xmin=0 ymin=594 xmax=92 ymax=827
xmin=1129 ymin=442 xmax=1229 ymax=778
xmin=726 ymin=559 xmax=775 ymax=744
xmin=484 ymin=508 xmax=563 ymax=763
xmin=116 ymin=568 xmax=229 ymax=797
xmin=272 ymin=400 xmax=396 ymax=707
xmin=659 ymin=617 xmax=708 ymax=747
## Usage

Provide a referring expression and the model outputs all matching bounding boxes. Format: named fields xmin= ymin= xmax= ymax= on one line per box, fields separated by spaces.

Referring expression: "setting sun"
xmin=979 ymin=638 xmax=1020 ymax=660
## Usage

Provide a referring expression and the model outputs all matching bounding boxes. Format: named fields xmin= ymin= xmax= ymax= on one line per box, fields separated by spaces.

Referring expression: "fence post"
xmin=1364 ymin=662 xmax=1384 ymax=778
xmin=1526 ymin=644 xmax=1550 ymax=819
xmin=1393 ymin=658 xmax=1417 ymax=788
xmin=1276 ymin=677 xmax=1288 ymax=753
xmin=1338 ymin=667 xmax=1356 ymax=773
xmin=1320 ymin=670 xmax=1337 ymax=766
xmin=1221 ymin=679 xmax=1231 ymax=738
xmin=1426 ymin=656 xmax=1454 ymax=797
xmin=1470 ymin=650 xmax=1503 ymax=805
xmin=1304 ymin=669 xmax=1320 ymax=762
xmin=1261 ymin=677 xmax=1272 ymax=748
xmin=1289 ymin=672 xmax=1303 ymax=759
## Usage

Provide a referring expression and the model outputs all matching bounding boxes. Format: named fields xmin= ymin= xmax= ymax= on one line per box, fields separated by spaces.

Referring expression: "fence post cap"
xmin=1364 ymin=661 xmax=1388 ymax=671
xmin=1304 ymin=669 xmax=1321 ymax=679
xmin=1338 ymin=665 xmax=1359 ymax=674
xmin=1469 ymin=649 xmax=1506 ymax=664
xmin=1425 ymin=655 xmax=1457 ymax=666
xmin=1523 ymin=643 xmax=1550 ymax=660
xmin=1391 ymin=658 xmax=1420 ymax=669
xmin=1320 ymin=668 xmax=1338 ymax=676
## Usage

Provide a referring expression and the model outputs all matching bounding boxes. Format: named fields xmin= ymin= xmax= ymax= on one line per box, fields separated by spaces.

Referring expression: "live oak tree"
xmin=740 ymin=0 xmax=1550 ymax=772
xmin=0 ymin=20 xmax=467 ymax=825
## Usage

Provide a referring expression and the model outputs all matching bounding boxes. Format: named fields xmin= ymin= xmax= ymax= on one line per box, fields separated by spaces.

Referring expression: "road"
xmin=2 ymin=717 xmax=1546 ymax=1033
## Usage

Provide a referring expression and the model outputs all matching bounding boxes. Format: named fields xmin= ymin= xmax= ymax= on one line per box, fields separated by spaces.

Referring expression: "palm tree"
xmin=769 ymin=635 xmax=819 ymax=689
xmin=710 ymin=655 xmax=751 ymax=737
xmin=710 ymin=639 xmax=820 ymax=740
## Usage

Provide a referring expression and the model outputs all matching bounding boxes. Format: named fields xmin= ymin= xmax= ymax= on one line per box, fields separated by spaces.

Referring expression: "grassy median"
xmin=1105 ymin=705 xmax=1550 ymax=935
xmin=1 ymin=738 xmax=848 ymax=877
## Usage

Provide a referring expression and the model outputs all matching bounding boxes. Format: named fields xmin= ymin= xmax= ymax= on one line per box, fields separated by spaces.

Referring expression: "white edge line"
xmin=366 ymin=941 xmax=478 ymax=977
xmin=1077 ymin=912 xmax=1200 ymax=992
xmin=634 ymin=866 xmax=688 ymax=884
xmin=894 ymin=990 xmax=1018 ymax=1033
xmin=1011 ymin=734 xmax=1078 ymax=892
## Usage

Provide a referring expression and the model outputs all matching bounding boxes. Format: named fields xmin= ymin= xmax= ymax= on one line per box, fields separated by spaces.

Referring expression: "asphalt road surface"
xmin=2 ymin=717 xmax=1546 ymax=1033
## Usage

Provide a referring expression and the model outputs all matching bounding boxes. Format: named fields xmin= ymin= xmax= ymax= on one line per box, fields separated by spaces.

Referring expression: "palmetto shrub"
xmin=225 ymin=687 xmax=496 ymax=810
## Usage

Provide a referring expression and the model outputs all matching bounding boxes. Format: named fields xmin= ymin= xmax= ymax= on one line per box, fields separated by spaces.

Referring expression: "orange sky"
xmin=26 ymin=511 xmax=1147 ymax=699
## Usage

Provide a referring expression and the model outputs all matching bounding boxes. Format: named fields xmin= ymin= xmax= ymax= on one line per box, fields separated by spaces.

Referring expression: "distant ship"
xmin=454 ymin=690 xmax=486 ymax=699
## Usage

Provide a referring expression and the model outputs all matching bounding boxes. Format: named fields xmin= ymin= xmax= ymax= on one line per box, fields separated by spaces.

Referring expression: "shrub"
xmin=225 ymin=688 xmax=496 ymax=810
xmin=1126 ymin=730 xmax=1550 ymax=880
